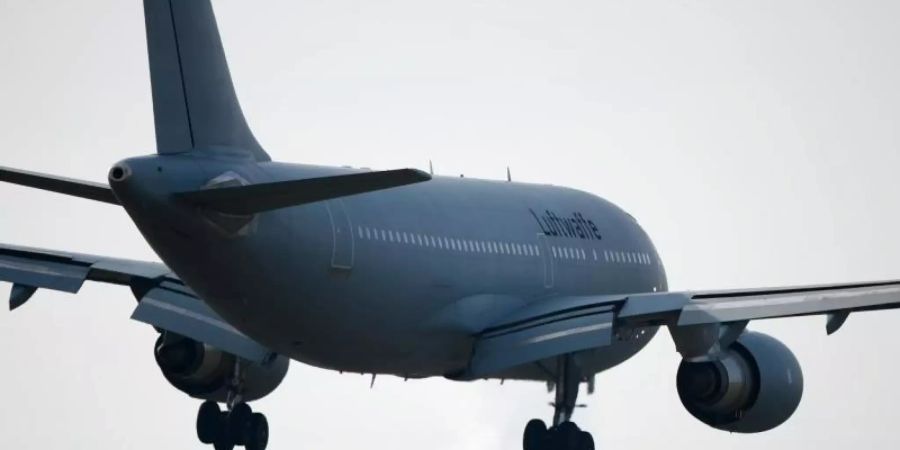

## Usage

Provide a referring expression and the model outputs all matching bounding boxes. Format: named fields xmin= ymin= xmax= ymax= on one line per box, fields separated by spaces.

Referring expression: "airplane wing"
xmin=0 ymin=243 xmax=274 ymax=363
xmin=458 ymin=280 xmax=900 ymax=379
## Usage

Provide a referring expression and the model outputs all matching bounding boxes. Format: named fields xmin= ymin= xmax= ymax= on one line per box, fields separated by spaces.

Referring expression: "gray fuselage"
xmin=112 ymin=152 xmax=668 ymax=380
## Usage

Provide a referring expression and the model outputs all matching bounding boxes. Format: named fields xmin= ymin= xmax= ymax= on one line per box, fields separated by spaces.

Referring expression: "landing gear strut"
xmin=523 ymin=356 xmax=595 ymax=450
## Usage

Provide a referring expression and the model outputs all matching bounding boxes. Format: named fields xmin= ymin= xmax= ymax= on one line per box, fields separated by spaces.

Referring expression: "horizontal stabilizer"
xmin=0 ymin=166 xmax=119 ymax=205
xmin=176 ymin=168 xmax=431 ymax=215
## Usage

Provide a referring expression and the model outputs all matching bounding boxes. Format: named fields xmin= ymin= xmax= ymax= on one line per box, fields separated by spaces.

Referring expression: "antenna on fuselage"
xmin=507 ymin=167 xmax=512 ymax=182
xmin=429 ymin=160 xmax=434 ymax=175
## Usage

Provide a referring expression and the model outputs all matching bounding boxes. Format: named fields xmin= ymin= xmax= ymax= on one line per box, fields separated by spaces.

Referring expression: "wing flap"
xmin=677 ymin=284 xmax=900 ymax=325
xmin=1 ymin=243 xmax=275 ymax=362
xmin=458 ymin=307 xmax=614 ymax=380
xmin=132 ymin=282 xmax=272 ymax=362
xmin=0 ymin=253 xmax=90 ymax=294
xmin=461 ymin=279 xmax=900 ymax=378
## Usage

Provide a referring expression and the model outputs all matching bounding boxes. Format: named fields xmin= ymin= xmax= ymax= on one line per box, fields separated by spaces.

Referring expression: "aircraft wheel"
xmin=213 ymin=440 xmax=235 ymax=450
xmin=578 ymin=431 xmax=595 ymax=450
xmin=227 ymin=403 xmax=253 ymax=445
xmin=523 ymin=418 xmax=549 ymax=450
xmin=197 ymin=401 xmax=224 ymax=444
xmin=244 ymin=413 xmax=269 ymax=450
xmin=554 ymin=422 xmax=582 ymax=450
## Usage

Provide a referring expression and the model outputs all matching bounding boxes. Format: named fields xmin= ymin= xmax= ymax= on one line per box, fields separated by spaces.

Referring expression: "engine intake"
xmin=154 ymin=333 xmax=289 ymax=403
xmin=676 ymin=331 xmax=803 ymax=433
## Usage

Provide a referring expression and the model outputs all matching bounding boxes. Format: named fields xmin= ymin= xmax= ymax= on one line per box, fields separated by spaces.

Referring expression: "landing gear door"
xmin=538 ymin=234 xmax=554 ymax=289
xmin=326 ymin=200 xmax=354 ymax=270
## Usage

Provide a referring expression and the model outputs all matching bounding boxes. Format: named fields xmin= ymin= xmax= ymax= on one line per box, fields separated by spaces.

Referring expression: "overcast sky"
xmin=2 ymin=0 xmax=900 ymax=449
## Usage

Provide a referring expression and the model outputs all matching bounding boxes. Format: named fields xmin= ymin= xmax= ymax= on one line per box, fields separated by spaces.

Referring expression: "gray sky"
xmin=2 ymin=0 xmax=900 ymax=448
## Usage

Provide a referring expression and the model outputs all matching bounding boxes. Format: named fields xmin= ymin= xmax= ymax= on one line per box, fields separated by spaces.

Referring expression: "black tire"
xmin=523 ymin=419 xmax=548 ymax=450
xmin=555 ymin=422 xmax=582 ymax=450
xmin=227 ymin=403 xmax=253 ymax=445
xmin=213 ymin=441 xmax=235 ymax=450
xmin=197 ymin=401 xmax=222 ymax=444
xmin=578 ymin=431 xmax=595 ymax=450
xmin=245 ymin=413 xmax=269 ymax=450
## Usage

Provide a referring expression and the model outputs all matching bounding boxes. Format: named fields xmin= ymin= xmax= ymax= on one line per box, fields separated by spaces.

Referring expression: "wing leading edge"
xmin=0 ymin=243 xmax=274 ymax=363
xmin=458 ymin=280 xmax=900 ymax=379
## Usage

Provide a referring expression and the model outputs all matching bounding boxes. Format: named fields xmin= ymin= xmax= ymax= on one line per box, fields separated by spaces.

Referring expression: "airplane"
xmin=2 ymin=1 xmax=899 ymax=450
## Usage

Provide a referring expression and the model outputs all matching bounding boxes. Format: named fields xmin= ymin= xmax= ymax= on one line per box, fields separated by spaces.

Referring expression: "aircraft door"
xmin=326 ymin=199 xmax=354 ymax=270
xmin=537 ymin=234 xmax=554 ymax=289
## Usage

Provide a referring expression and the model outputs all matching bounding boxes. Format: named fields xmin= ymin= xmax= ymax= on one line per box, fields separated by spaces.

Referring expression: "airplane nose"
xmin=108 ymin=162 xmax=132 ymax=183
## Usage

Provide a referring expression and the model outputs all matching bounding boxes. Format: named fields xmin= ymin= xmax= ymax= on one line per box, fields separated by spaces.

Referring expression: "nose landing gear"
xmin=196 ymin=401 xmax=269 ymax=450
xmin=522 ymin=356 xmax=595 ymax=450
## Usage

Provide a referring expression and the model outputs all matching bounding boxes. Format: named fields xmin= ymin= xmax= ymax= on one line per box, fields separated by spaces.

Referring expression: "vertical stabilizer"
xmin=144 ymin=0 xmax=269 ymax=161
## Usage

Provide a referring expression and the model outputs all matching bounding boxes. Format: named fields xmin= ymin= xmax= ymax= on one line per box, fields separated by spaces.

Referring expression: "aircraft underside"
xmin=2 ymin=1 xmax=900 ymax=450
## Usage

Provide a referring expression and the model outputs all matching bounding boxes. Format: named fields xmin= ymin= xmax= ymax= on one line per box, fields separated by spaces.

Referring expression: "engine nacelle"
xmin=676 ymin=331 xmax=803 ymax=433
xmin=154 ymin=333 xmax=289 ymax=403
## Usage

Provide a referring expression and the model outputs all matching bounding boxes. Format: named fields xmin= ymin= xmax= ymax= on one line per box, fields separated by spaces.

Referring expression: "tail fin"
xmin=144 ymin=0 xmax=269 ymax=161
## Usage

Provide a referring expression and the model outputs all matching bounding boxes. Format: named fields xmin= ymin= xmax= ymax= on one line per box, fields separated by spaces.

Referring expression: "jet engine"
xmin=154 ymin=333 xmax=289 ymax=402
xmin=676 ymin=331 xmax=803 ymax=433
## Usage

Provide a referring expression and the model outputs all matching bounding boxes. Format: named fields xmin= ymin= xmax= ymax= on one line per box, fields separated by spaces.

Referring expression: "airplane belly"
xmin=485 ymin=326 xmax=660 ymax=382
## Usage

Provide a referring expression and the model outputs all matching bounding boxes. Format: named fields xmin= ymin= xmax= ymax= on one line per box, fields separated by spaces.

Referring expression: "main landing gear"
xmin=523 ymin=356 xmax=595 ymax=450
xmin=196 ymin=362 xmax=269 ymax=450
xmin=196 ymin=401 xmax=269 ymax=450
